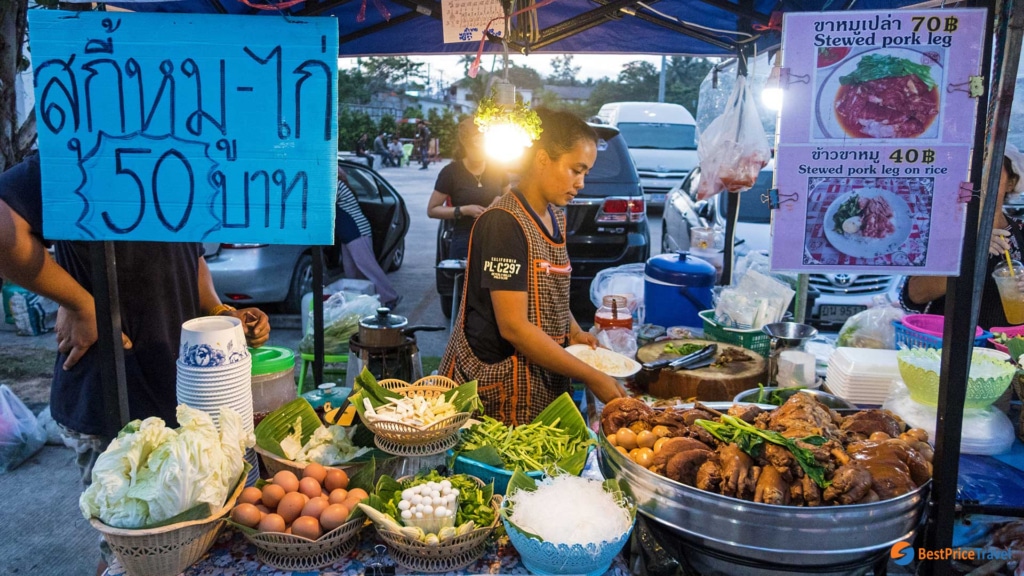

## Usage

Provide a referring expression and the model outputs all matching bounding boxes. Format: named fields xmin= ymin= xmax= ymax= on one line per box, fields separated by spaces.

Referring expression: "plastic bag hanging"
xmin=696 ymin=75 xmax=771 ymax=200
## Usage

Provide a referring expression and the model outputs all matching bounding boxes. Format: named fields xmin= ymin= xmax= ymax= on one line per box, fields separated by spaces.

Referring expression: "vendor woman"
xmin=902 ymin=145 xmax=1024 ymax=327
xmin=440 ymin=108 xmax=626 ymax=424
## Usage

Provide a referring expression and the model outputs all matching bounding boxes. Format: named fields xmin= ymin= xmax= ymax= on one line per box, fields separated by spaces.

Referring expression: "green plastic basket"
xmin=698 ymin=310 xmax=770 ymax=357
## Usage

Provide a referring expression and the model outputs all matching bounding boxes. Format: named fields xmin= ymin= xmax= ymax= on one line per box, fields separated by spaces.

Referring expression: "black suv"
xmin=435 ymin=124 xmax=650 ymax=325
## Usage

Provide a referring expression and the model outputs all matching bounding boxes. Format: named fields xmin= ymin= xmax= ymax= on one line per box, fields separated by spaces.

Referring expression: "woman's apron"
xmin=439 ymin=193 xmax=572 ymax=425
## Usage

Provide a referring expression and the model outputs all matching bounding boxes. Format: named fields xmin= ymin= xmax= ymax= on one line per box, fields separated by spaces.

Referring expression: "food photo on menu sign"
xmin=778 ymin=9 xmax=986 ymax=145
xmin=771 ymin=9 xmax=986 ymax=276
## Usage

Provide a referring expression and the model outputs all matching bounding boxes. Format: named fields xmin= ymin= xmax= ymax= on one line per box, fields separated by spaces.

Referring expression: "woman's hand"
xmin=223 ymin=308 xmax=271 ymax=347
xmin=461 ymin=204 xmax=486 ymax=219
xmin=585 ymin=372 xmax=627 ymax=404
xmin=569 ymin=329 xmax=599 ymax=348
xmin=990 ymin=229 xmax=1012 ymax=256
xmin=56 ymin=303 xmax=132 ymax=370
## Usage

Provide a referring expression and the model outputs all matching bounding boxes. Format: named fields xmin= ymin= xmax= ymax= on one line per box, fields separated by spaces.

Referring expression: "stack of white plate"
xmin=176 ymin=316 xmax=259 ymax=486
xmin=825 ymin=347 xmax=900 ymax=405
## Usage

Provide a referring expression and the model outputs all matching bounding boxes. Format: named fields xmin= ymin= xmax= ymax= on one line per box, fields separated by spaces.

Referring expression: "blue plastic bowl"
xmin=452 ymin=453 xmax=544 ymax=495
xmin=502 ymin=515 xmax=634 ymax=576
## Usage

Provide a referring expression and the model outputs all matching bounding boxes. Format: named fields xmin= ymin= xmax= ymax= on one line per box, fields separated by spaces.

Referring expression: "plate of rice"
xmin=565 ymin=345 xmax=642 ymax=378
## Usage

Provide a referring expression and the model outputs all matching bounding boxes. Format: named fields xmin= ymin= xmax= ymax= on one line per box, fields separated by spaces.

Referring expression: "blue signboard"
xmin=29 ymin=11 xmax=338 ymax=244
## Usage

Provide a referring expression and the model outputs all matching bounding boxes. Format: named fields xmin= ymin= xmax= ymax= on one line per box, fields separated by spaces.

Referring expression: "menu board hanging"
xmin=771 ymin=9 xmax=986 ymax=274
xmin=29 ymin=11 xmax=339 ymax=245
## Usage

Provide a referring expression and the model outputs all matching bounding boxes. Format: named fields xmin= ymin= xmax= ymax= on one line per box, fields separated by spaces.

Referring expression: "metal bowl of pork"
xmin=597 ymin=403 xmax=929 ymax=576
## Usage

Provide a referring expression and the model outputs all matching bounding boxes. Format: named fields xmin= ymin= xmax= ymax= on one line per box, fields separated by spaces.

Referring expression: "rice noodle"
xmin=507 ymin=476 xmax=631 ymax=546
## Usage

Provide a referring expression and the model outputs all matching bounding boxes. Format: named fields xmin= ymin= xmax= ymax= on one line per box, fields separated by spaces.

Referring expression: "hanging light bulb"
xmin=762 ymin=52 xmax=784 ymax=111
xmin=480 ymin=80 xmax=532 ymax=161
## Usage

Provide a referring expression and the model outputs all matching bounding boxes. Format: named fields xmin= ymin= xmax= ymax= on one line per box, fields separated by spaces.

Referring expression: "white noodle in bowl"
xmin=565 ymin=345 xmax=642 ymax=378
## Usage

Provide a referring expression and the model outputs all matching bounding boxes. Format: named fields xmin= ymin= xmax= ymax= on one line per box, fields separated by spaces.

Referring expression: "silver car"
xmin=203 ymin=159 xmax=409 ymax=312
xmin=661 ymin=164 xmax=900 ymax=328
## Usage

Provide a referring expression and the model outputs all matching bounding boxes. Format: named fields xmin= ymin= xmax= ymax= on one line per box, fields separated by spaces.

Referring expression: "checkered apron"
xmin=440 ymin=193 xmax=572 ymax=425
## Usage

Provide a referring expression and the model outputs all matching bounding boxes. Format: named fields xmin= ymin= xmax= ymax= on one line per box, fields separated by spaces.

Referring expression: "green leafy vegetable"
xmin=366 ymin=470 xmax=495 ymax=529
xmin=839 ymin=54 xmax=936 ymax=91
xmin=696 ymin=415 xmax=832 ymax=489
xmin=753 ymin=384 xmax=805 ymax=407
xmin=832 ymin=193 xmax=862 ymax=234
xmin=663 ymin=342 xmax=703 ymax=357
xmin=453 ymin=392 xmax=593 ymax=475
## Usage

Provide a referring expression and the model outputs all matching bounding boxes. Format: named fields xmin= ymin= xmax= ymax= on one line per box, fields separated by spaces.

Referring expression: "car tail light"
xmin=596 ymin=197 xmax=645 ymax=223
xmin=224 ymin=294 xmax=252 ymax=301
xmin=220 ymin=243 xmax=268 ymax=249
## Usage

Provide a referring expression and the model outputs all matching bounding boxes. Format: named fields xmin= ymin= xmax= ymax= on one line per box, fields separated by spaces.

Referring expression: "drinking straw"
xmin=1005 ymin=250 xmax=1016 ymax=277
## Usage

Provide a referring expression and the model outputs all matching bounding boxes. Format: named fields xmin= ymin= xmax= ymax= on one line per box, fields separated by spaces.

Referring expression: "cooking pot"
xmin=358 ymin=307 xmax=444 ymax=348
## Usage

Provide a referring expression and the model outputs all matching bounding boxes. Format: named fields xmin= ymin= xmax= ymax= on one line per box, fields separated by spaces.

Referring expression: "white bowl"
xmin=175 ymin=371 xmax=251 ymax=385
xmin=179 ymin=316 xmax=248 ymax=368
xmin=176 ymin=356 xmax=252 ymax=374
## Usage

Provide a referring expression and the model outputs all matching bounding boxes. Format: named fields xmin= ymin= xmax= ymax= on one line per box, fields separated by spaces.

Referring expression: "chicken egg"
xmin=258 ymin=513 xmax=286 ymax=533
xmin=347 ymin=488 xmax=369 ymax=502
xmin=637 ymin=430 xmax=658 ymax=449
xmin=298 ymin=477 xmax=322 ymax=499
xmin=328 ymin=488 xmax=349 ymax=505
xmin=238 ymin=487 xmax=263 ymax=506
xmin=324 ymin=468 xmax=349 ymax=492
xmin=301 ymin=462 xmax=328 ymax=484
xmin=261 ymin=484 xmax=286 ymax=509
xmin=291 ymin=516 xmax=322 ymax=540
xmin=616 ymin=428 xmax=638 ymax=451
xmin=255 ymin=504 xmax=270 ymax=514
xmin=230 ymin=503 xmax=262 ymax=528
xmin=320 ymin=504 xmax=351 ymax=531
xmin=277 ymin=492 xmax=307 ymax=524
xmin=302 ymin=496 xmax=329 ymax=520
xmin=273 ymin=471 xmax=300 ymax=494
xmin=634 ymin=447 xmax=655 ymax=468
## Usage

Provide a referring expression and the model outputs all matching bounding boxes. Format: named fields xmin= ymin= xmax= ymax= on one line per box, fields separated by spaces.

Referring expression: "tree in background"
xmin=338 ymin=108 xmax=377 ymax=152
xmin=378 ymin=114 xmax=398 ymax=138
xmin=664 ymin=57 xmax=714 ymax=112
xmin=0 ymin=0 xmax=33 ymax=172
xmin=504 ymin=62 xmax=543 ymax=91
xmin=547 ymin=55 xmax=580 ymax=87
xmin=426 ymin=108 xmax=460 ymax=158
xmin=338 ymin=67 xmax=373 ymax=105
xmin=360 ymin=56 xmax=426 ymax=94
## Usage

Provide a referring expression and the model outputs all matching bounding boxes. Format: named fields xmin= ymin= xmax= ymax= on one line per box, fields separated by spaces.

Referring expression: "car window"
xmin=587 ymin=131 xmax=631 ymax=181
xmin=683 ymin=168 xmax=701 ymax=199
xmin=340 ymin=165 xmax=382 ymax=202
xmin=717 ymin=170 xmax=773 ymax=224
xmin=616 ymin=122 xmax=697 ymax=150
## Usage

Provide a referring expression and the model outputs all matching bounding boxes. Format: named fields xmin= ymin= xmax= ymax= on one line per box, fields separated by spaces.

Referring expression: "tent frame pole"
xmin=924 ymin=0 xmax=1023 ymax=573
xmin=91 ymin=241 xmax=130 ymax=431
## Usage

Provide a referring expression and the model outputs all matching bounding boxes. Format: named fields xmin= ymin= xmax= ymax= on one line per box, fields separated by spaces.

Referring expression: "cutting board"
xmin=635 ymin=339 xmax=766 ymax=401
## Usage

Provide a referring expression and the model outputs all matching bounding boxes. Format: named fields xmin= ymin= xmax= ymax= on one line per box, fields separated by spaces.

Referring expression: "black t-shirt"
xmin=900 ymin=217 xmax=1024 ymax=328
xmin=0 ymin=153 xmax=203 ymax=437
xmin=463 ymin=195 xmax=562 ymax=363
xmin=434 ymin=161 xmax=508 ymax=236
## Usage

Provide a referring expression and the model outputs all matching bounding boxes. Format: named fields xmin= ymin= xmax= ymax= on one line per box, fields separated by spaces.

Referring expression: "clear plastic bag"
xmin=299 ymin=292 xmax=380 ymax=355
xmin=595 ymin=328 xmax=638 ymax=359
xmin=589 ymin=263 xmax=645 ymax=312
xmin=696 ymin=75 xmax=772 ymax=201
xmin=837 ymin=296 xmax=906 ymax=349
xmin=0 ymin=385 xmax=46 ymax=473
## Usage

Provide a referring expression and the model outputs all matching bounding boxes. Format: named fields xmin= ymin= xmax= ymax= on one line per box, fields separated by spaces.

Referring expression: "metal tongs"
xmin=642 ymin=343 xmax=718 ymax=372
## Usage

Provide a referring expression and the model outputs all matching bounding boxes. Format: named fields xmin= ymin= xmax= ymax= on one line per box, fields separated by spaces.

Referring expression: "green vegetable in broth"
xmin=839 ymin=54 xmax=936 ymax=91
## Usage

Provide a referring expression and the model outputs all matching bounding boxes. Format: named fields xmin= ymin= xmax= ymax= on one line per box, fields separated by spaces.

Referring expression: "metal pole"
xmin=313 ymin=246 xmax=325 ymax=388
xmin=924 ymin=1 xmax=1023 ymax=573
xmin=90 ymin=242 xmax=129 ymax=429
xmin=658 ymin=55 xmax=667 ymax=102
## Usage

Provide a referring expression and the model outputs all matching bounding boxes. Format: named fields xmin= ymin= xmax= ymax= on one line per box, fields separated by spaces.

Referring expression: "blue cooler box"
xmin=644 ymin=252 xmax=716 ymax=328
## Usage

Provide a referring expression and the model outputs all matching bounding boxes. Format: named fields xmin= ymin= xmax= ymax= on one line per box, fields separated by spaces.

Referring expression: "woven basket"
xmin=241 ymin=515 xmax=365 ymax=570
xmin=254 ymin=445 xmax=399 ymax=480
xmin=361 ymin=376 xmax=471 ymax=451
xmin=89 ymin=474 xmax=245 ymax=576
xmin=375 ymin=495 xmax=501 ymax=573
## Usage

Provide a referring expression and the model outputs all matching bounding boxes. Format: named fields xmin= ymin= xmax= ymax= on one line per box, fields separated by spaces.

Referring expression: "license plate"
xmin=647 ymin=193 xmax=666 ymax=204
xmin=818 ymin=305 xmax=866 ymax=324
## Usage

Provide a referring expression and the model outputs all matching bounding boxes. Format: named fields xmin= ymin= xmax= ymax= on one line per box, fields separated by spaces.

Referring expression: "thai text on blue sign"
xmin=29 ymin=11 xmax=338 ymax=244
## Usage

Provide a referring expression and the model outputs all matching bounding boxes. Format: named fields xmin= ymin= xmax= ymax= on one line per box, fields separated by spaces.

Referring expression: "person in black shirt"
xmin=416 ymin=120 xmax=431 ymax=170
xmin=440 ymin=108 xmax=625 ymax=424
xmin=427 ymin=118 xmax=510 ymax=259
xmin=355 ymin=133 xmax=374 ymax=169
xmin=902 ymin=146 xmax=1024 ymax=327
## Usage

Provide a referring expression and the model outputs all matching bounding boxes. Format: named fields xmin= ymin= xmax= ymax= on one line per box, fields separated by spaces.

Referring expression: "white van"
xmin=596 ymin=102 xmax=699 ymax=209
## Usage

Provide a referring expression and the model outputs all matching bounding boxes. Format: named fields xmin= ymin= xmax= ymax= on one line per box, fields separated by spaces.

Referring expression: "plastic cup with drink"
xmin=992 ymin=259 xmax=1024 ymax=324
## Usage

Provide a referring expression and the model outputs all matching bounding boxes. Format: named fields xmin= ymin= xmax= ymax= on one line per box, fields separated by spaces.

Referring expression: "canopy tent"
xmin=112 ymin=0 xmax=918 ymax=58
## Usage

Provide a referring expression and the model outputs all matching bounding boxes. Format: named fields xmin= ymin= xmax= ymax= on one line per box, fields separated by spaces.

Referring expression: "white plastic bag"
xmin=0 ymin=385 xmax=46 ymax=473
xmin=595 ymin=328 xmax=638 ymax=359
xmin=589 ymin=263 xmax=645 ymax=312
xmin=300 ymin=292 xmax=381 ymax=355
xmin=696 ymin=75 xmax=771 ymax=201
xmin=837 ymin=296 xmax=906 ymax=349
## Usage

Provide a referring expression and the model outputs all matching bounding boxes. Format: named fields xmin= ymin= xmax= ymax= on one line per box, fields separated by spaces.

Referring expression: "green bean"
xmin=456 ymin=416 xmax=594 ymax=472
